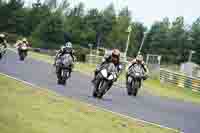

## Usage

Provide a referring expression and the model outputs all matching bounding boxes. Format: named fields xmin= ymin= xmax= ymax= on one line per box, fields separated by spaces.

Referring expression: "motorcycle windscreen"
xmin=106 ymin=63 xmax=117 ymax=73
xmin=131 ymin=64 xmax=144 ymax=76
xmin=101 ymin=69 xmax=108 ymax=78
xmin=61 ymin=54 xmax=73 ymax=68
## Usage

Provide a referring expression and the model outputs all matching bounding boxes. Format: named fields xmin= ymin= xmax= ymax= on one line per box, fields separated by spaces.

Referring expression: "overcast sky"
xmin=26 ymin=0 xmax=199 ymax=27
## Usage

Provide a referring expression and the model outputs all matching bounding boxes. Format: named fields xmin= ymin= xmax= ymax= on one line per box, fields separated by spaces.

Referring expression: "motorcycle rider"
xmin=15 ymin=38 xmax=31 ymax=56
xmin=0 ymin=34 xmax=7 ymax=48
xmin=126 ymin=54 xmax=149 ymax=86
xmin=15 ymin=38 xmax=31 ymax=49
xmin=54 ymin=42 xmax=75 ymax=77
xmin=92 ymin=49 xmax=122 ymax=83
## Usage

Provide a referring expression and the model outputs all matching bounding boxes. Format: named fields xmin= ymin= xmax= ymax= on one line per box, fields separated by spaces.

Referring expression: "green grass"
xmin=28 ymin=51 xmax=200 ymax=104
xmin=75 ymin=62 xmax=96 ymax=75
xmin=0 ymin=74 xmax=178 ymax=133
xmin=29 ymin=51 xmax=53 ymax=64
xmin=144 ymin=80 xmax=200 ymax=104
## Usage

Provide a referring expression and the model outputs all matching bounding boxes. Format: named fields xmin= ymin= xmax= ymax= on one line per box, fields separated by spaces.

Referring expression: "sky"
xmin=25 ymin=0 xmax=200 ymax=27
xmin=69 ymin=0 xmax=199 ymax=27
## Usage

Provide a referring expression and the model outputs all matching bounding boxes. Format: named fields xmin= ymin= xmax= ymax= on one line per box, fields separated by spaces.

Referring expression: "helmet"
xmin=112 ymin=49 xmax=120 ymax=58
xmin=22 ymin=38 xmax=27 ymax=43
xmin=111 ymin=49 xmax=120 ymax=64
xmin=65 ymin=42 xmax=72 ymax=49
xmin=136 ymin=54 xmax=143 ymax=62
xmin=61 ymin=46 xmax=65 ymax=51
xmin=0 ymin=34 xmax=5 ymax=38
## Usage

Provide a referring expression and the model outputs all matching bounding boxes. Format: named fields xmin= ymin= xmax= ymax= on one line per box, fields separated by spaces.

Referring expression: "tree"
xmin=143 ymin=17 xmax=190 ymax=64
xmin=0 ymin=0 xmax=24 ymax=33
xmin=69 ymin=2 xmax=84 ymax=17
xmin=31 ymin=12 xmax=64 ymax=49
xmin=129 ymin=22 xmax=146 ymax=57
xmin=144 ymin=18 xmax=170 ymax=54
xmin=191 ymin=18 xmax=200 ymax=64
xmin=169 ymin=17 xmax=190 ymax=63
xmin=106 ymin=6 xmax=132 ymax=52
xmin=25 ymin=0 xmax=50 ymax=36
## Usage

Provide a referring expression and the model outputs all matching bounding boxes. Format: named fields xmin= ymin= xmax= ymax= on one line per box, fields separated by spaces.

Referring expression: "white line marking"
xmin=0 ymin=72 xmax=181 ymax=133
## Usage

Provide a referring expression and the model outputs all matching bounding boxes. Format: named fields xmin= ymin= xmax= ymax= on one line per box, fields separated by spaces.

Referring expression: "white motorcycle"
xmin=92 ymin=63 xmax=118 ymax=99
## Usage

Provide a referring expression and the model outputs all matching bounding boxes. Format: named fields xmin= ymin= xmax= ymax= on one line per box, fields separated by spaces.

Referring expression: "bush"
xmin=97 ymin=48 xmax=105 ymax=56
xmin=74 ymin=47 xmax=90 ymax=62
xmin=28 ymin=37 xmax=44 ymax=48
xmin=4 ymin=33 xmax=20 ymax=44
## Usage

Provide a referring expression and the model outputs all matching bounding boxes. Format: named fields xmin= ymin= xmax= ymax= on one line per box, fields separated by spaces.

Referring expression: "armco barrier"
xmin=86 ymin=55 xmax=103 ymax=64
xmin=160 ymin=68 xmax=200 ymax=92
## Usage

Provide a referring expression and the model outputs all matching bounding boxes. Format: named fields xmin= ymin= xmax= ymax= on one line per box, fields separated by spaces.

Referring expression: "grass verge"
xmin=144 ymin=80 xmax=200 ymax=104
xmin=0 ymin=74 xmax=178 ymax=133
xmin=28 ymin=51 xmax=200 ymax=104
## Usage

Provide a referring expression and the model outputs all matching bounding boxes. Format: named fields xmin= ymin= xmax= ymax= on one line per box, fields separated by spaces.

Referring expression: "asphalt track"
xmin=1 ymin=50 xmax=200 ymax=133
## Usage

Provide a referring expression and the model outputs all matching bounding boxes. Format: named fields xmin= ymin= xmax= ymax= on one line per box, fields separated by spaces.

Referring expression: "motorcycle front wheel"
xmin=127 ymin=76 xmax=133 ymax=96
xmin=132 ymin=79 xmax=141 ymax=96
xmin=97 ymin=80 xmax=112 ymax=99
xmin=19 ymin=51 xmax=25 ymax=61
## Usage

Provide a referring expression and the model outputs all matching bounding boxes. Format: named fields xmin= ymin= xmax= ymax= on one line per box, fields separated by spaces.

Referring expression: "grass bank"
xmin=0 ymin=74 xmax=178 ymax=133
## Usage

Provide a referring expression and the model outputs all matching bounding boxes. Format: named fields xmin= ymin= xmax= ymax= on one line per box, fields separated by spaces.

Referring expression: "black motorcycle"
xmin=18 ymin=44 xmax=28 ymax=61
xmin=92 ymin=63 xmax=118 ymax=99
xmin=127 ymin=64 xmax=145 ymax=96
xmin=56 ymin=54 xmax=73 ymax=85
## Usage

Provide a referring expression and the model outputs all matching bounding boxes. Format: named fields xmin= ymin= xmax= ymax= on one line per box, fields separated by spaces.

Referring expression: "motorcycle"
xmin=56 ymin=54 xmax=73 ymax=85
xmin=127 ymin=64 xmax=145 ymax=96
xmin=92 ymin=63 xmax=118 ymax=99
xmin=0 ymin=44 xmax=6 ymax=60
xmin=17 ymin=44 xmax=28 ymax=61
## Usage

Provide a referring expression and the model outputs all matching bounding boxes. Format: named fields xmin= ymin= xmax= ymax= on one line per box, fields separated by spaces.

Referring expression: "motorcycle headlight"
xmin=108 ymin=73 xmax=117 ymax=80
xmin=101 ymin=69 xmax=108 ymax=78
xmin=119 ymin=65 xmax=122 ymax=70
xmin=108 ymin=75 xmax=114 ymax=80
xmin=136 ymin=73 xmax=139 ymax=75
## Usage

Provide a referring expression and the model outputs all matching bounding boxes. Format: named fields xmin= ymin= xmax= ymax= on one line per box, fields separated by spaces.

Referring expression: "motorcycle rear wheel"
xmin=127 ymin=76 xmax=133 ymax=96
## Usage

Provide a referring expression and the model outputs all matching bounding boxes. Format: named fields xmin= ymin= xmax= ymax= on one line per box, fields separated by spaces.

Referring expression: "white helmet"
xmin=136 ymin=54 xmax=143 ymax=62
xmin=22 ymin=38 xmax=27 ymax=42
xmin=65 ymin=42 xmax=72 ymax=49
xmin=61 ymin=46 xmax=65 ymax=51
xmin=0 ymin=34 xmax=5 ymax=38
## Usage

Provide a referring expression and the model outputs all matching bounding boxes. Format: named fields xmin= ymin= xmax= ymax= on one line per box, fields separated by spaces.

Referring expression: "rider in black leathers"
xmin=126 ymin=54 xmax=149 ymax=86
xmin=92 ymin=49 xmax=122 ymax=83
xmin=0 ymin=34 xmax=7 ymax=48
xmin=54 ymin=42 xmax=75 ymax=77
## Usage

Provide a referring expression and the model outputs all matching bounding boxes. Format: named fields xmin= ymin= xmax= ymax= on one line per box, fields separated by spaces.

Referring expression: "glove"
xmin=143 ymin=73 xmax=149 ymax=80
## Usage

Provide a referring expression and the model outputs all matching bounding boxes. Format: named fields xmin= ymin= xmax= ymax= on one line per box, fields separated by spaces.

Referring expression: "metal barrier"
xmin=86 ymin=55 xmax=103 ymax=64
xmin=160 ymin=68 xmax=200 ymax=92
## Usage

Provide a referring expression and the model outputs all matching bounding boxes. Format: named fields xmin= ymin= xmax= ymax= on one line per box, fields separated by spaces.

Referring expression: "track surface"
xmin=1 ymin=50 xmax=200 ymax=133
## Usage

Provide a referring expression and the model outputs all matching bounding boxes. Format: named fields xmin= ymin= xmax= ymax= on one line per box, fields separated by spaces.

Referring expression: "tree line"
xmin=0 ymin=0 xmax=200 ymax=65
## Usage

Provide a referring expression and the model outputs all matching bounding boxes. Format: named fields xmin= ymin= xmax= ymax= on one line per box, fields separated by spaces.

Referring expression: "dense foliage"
xmin=0 ymin=0 xmax=200 ymax=64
